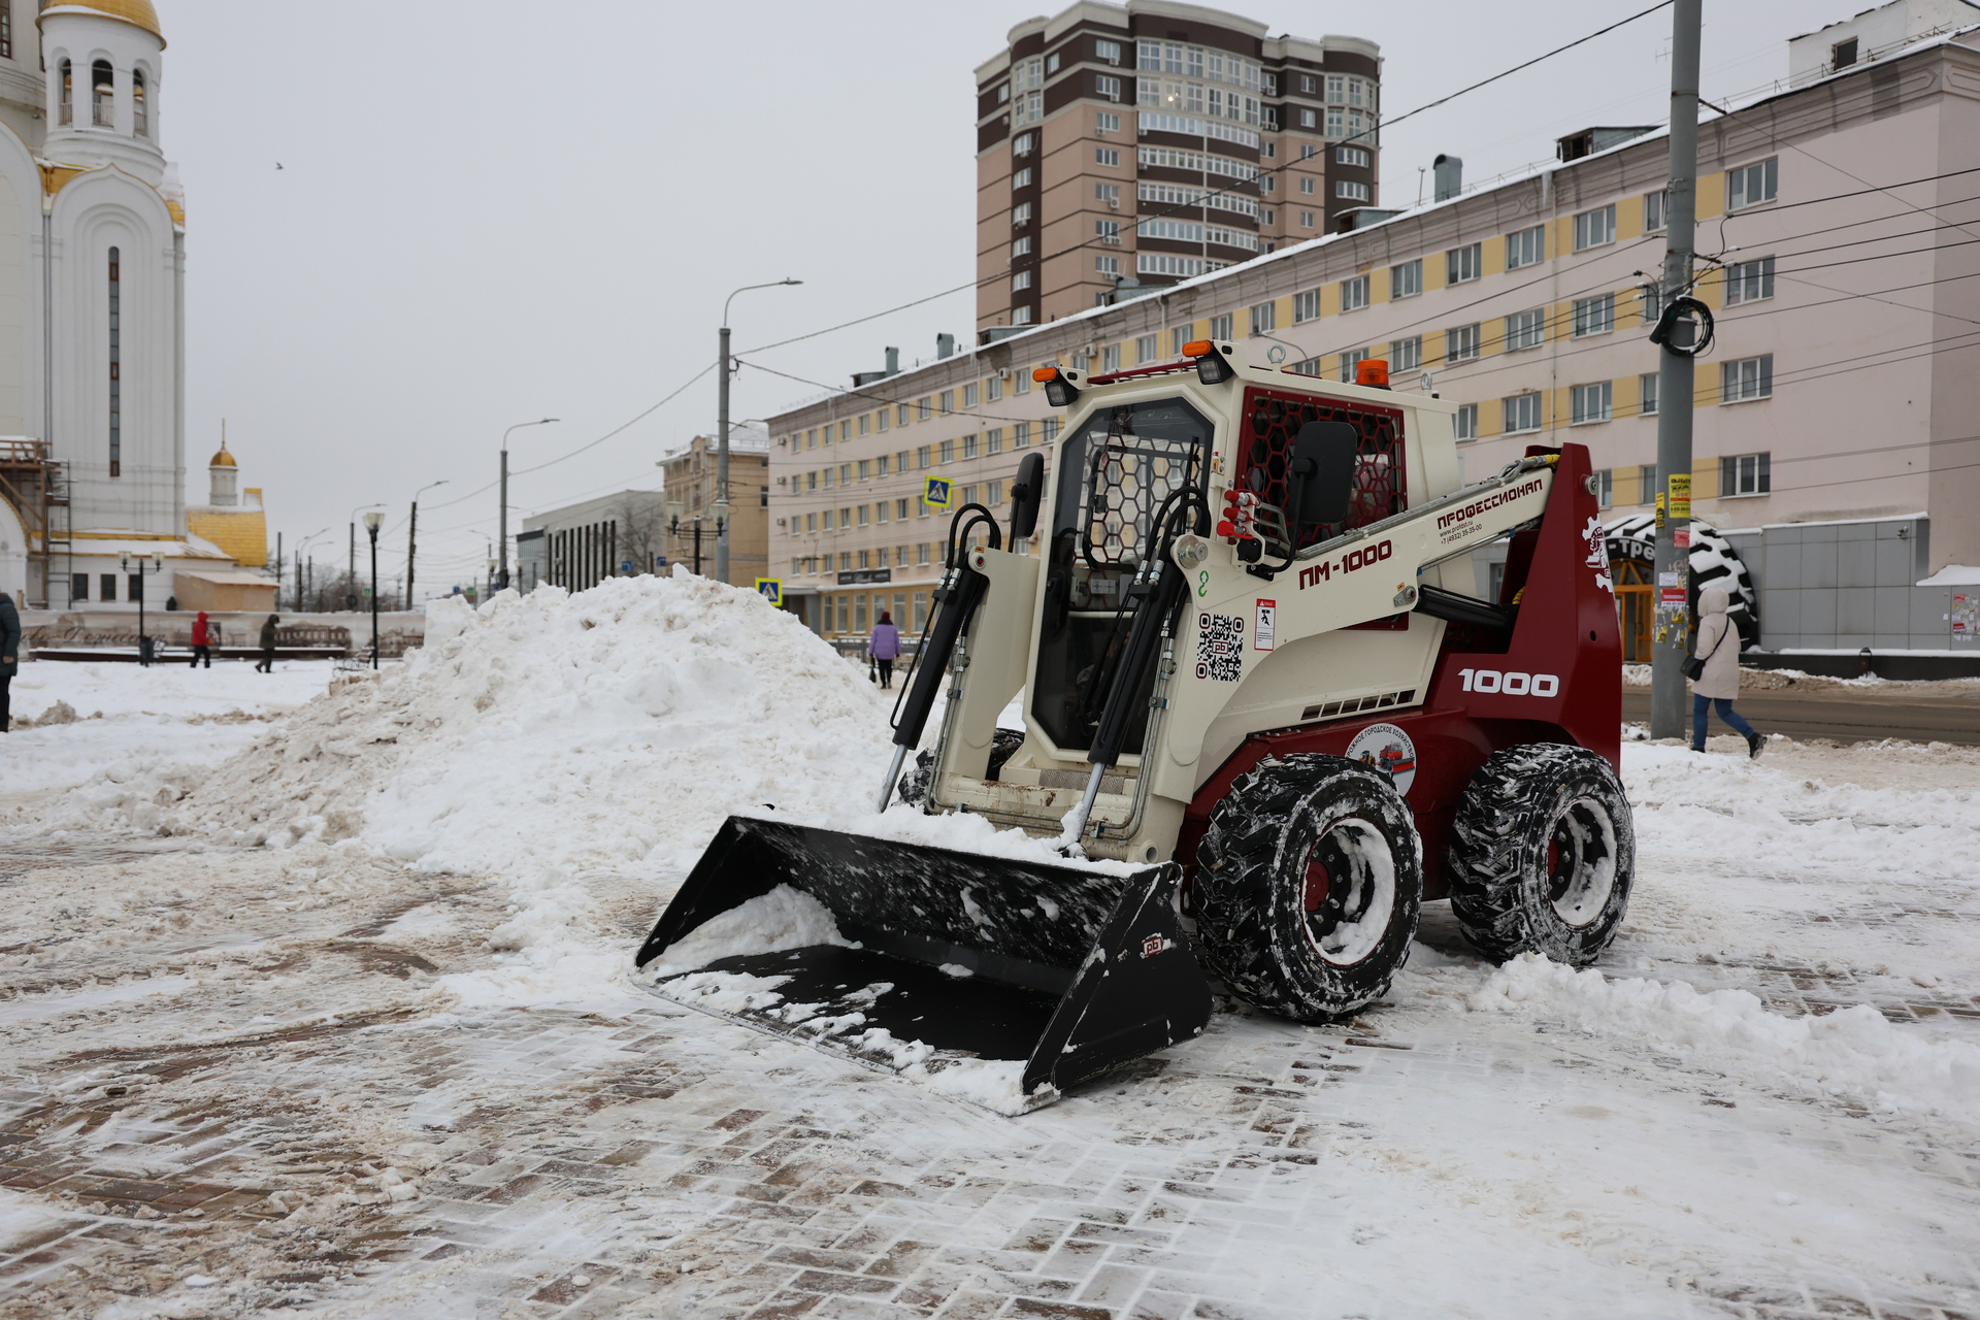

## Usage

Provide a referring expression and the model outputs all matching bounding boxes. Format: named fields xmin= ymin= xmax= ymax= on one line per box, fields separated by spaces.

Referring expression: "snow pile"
xmin=1470 ymin=954 xmax=1980 ymax=1124
xmin=54 ymin=575 xmax=898 ymax=879
xmin=641 ymin=885 xmax=857 ymax=976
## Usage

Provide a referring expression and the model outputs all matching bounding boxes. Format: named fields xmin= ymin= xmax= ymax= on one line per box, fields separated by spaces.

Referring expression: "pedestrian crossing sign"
xmin=923 ymin=476 xmax=954 ymax=510
xmin=754 ymin=578 xmax=783 ymax=606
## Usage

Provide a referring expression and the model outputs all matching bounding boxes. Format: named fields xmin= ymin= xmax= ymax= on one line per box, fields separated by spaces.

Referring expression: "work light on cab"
xmin=1034 ymin=366 xmax=1081 ymax=407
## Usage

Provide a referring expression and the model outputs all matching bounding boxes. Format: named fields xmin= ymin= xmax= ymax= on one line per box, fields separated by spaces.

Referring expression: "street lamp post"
xmin=348 ymin=504 xmax=384 ymax=610
xmin=363 ymin=511 xmax=385 ymax=668
xmin=293 ymin=527 xmax=330 ymax=611
xmin=499 ymin=418 xmax=558 ymax=591
xmin=406 ymin=480 xmax=448 ymax=609
xmin=718 ymin=279 xmax=801 ymax=585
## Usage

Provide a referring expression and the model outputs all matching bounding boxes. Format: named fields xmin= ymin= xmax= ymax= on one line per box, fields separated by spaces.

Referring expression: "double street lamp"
xmin=119 ymin=550 xmax=164 ymax=666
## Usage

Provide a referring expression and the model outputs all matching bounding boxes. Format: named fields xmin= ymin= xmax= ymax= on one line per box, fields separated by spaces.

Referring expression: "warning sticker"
xmin=1194 ymin=611 xmax=1243 ymax=682
xmin=1255 ymin=599 xmax=1277 ymax=651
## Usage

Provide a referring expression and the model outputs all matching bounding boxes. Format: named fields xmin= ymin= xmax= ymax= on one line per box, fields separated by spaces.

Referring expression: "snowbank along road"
xmin=1 ymin=575 xmax=1977 ymax=1320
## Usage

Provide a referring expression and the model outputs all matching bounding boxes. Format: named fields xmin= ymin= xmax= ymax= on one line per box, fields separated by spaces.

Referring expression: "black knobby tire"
xmin=1194 ymin=754 xmax=1424 ymax=1021
xmin=897 ymin=728 xmax=1025 ymax=809
xmin=1447 ymin=744 xmax=1635 ymax=966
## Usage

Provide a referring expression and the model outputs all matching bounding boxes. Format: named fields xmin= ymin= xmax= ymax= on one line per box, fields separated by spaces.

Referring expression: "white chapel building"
xmin=0 ymin=0 xmax=221 ymax=612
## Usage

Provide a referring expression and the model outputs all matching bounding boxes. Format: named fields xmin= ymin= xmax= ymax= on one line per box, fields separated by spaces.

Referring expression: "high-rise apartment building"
xmin=974 ymin=1 xmax=1380 ymax=336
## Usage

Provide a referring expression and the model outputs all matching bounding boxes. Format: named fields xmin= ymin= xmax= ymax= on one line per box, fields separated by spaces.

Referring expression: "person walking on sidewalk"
xmin=1690 ymin=585 xmax=1762 ymax=758
xmin=0 ymin=592 xmax=20 ymax=733
xmin=189 ymin=611 xmax=213 ymax=669
xmin=255 ymin=614 xmax=279 ymax=673
xmin=869 ymin=611 xmax=901 ymax=690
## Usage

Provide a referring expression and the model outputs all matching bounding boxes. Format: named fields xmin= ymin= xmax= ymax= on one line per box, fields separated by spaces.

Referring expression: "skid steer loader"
xmin=637 ymin=343 xmax=1631 ymax=1110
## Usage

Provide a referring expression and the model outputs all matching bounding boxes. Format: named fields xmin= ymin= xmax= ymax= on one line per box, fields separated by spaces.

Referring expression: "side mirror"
xmin=1289 ymin=421 xmax=1359 ymax=527
xmin=1007 ymin=451 xmax=1046 ymax=541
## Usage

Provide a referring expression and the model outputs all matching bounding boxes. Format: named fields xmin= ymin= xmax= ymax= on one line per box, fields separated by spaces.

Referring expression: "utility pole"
xmin=498 ymin=421 xmax=557 ymax=592
xmin=407 ymin=479 xmax=447 ymax=608
xmin=347 ymin=523 xmax=356 ymax=610
xmin=1651 ymin=0 xmax=1702 ymax=740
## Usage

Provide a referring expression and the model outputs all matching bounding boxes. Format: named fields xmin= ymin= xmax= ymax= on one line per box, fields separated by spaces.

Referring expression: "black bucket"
xmin=634 ymin=816 xmax=1213 ymax=1111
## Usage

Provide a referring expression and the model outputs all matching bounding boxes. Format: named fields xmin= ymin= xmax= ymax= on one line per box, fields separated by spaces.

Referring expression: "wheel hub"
xmin=1545 ymin=796 xmax=1619 ymax=927
xmin=1299 ymin=818 xmax=1395 ymax=966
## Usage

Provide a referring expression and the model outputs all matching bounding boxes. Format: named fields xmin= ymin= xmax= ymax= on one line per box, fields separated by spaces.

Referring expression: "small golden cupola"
xmin=208 ymin=440 xmax=238 ymax=505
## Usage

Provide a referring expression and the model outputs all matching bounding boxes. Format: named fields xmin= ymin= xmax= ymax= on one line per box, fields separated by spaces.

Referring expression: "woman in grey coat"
xmin=1690 ymin=585 xmax=1761 ymax=757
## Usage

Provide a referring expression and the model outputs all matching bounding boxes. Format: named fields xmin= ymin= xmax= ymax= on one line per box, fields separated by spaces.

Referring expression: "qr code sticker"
xmin=1195 ymin=611 xmax=1243 ymax=682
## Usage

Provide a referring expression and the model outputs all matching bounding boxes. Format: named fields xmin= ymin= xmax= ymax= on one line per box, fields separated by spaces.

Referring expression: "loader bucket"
xmin=634 ymin=816 xmax=1212 ymax=1111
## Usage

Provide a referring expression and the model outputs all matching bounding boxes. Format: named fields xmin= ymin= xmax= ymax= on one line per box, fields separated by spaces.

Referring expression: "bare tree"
xmin=615 ymin=494 xmax=669 ymax=576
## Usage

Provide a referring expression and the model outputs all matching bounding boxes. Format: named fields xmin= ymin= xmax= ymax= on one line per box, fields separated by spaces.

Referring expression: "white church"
xmin=0 ymin=2 xmax=262 ymax=613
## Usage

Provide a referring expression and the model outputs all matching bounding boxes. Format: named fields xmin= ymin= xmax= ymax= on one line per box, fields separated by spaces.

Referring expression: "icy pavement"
xmin=1 ymin=583 xmax=1977 ymax=1318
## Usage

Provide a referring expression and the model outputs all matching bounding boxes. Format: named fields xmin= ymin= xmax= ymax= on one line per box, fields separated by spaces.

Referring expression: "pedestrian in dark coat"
xmin=0 ymin=593 xmax=20 ymax=732
xmin=869 ymin=611 xmax=901 ymax=690
xmin=255 ymin=614 xmax=279 ymax=673
xmin=1690 ymin=586 xmax=1761 ymax=757
xmin=189 ymin=611 xmax=213 ymax=668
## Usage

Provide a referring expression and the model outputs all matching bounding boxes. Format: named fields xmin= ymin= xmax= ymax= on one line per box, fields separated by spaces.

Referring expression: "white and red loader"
xmin=638 ymin=342 xmax=1631 ymax=1110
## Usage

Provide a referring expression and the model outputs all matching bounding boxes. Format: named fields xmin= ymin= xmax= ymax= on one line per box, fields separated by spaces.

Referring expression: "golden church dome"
xmin=38 ymin=1 xmax=164 ymax=45
xmin=209 ymin=442 xmax=236 ymax=469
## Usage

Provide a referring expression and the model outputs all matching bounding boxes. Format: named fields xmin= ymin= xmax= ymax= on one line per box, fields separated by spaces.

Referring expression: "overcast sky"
xmin=162 ymin=0 xmax=1856 ymax=596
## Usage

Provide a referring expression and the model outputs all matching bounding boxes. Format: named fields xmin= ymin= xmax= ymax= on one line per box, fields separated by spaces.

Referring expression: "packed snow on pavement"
xmin=1 ymin=572 xmax=1977 ymax=1319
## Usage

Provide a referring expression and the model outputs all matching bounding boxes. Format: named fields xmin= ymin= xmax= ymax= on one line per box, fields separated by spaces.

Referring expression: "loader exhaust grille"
xmin=1300 ymin=689 xmax=1415 ymax=723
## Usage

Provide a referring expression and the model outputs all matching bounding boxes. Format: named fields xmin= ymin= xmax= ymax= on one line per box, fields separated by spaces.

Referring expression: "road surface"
xmin=1622 ymin=676 xmax=1980 ymax=745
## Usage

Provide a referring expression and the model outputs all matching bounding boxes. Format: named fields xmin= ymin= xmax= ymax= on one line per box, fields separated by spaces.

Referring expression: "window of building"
xmin=1721 ymin=355 xmax=1773 ymax=403
xmin=1046 ymin=52 xmax=1061 ymax=75
xmin=1095 ymin=218 xmax=1121 ymax=245
xmin=108 ymin=246 xmax=121 ymax=476
xmin=897 ymin=498 xmax=911 ymax=521
xmin=986 ymin=376 xmax=1001 ymax=403
xmin=1102 ymin=343 xmax=1122 ymax=372
xmin=1337 ymin=145 xmax=1370 ymax=167
xmin=988 ymin=479 xmax=1005 ymax=507
xmin=1639 ymin=464 xmax=1658 ymax=503
xmin=1043 ymin=418 xmax=1060 ymax=443
xmin=963 ymin=382 xmax=978 ymax=408
xmin=1012 ymin=132 xmax=1034 ymax=156
xmin=917 ymin=444 xmax=931 ymax=468
xmin=133 ymin=68 xmax=147 ymax=137
xmin=1391 ymin=259 xmax=1421 ymax=300
xmin=1506 ymin=225 xmax=1544 ymax=270
xmin=1096 ymin=254 xmax=1121 ymax=276
xmin=1390 ymin=336 xmax=1422 ymax=371
xmin=1570 ymin=381 xmax=1612 ymax=425
xmin=1209 ymin=313 xmax=1233 ymax=340
xmin=1503 ymin=393 xmax=1543 ymax=434
xmin=58 ymin=59 xmax=72 ymax=125
xmin=1338 ymin=181 xmax=1372 ymax=202
xmin=1721 ymin=452 xmax=1772 ymax=496
xmin=1298 ymin=176 xmax=1316 ymax=195
xmin=840 ymin=421 xmax=852 ymax=443
xmin=1592 ymin=468 xmax=1613 ymax=509
xmin=1724 ymin=255 xmax=1775 ymax=305
xmin=1639 ymin=372 xmax=1659 ymax=416
xmin=917 ymin=397 xmax=931 ymax=421
xmin=1727 ymin=158 xmax=1779 ymax=210
xmin=1338 ymin=347 xmax=1369 ymax=383
xmin=1572 ymin=293 xmax=1614 ymax=338
xmin=1014 ymin=369 xmax=1030 ymax=395
xmin=858 ymin=505 xmax=871 ymax=527
xmin=100 ymin=573 xmax=117 ymax=601
xmin=1292 ymin=289 xmax=1320 ymax=323
xmin=938 ymin=439 xmax=954 ymax=463
xmin=1832 ymin=37 xmax=1858 ymax=69
xmin=1645 ymin=189 xmax=1667 ymax=232
xmin=1573 ymin=204 xmax=1616 ymax=251
xmin=959 ymin=433 xmax=976 ymax=459
xmin=1138 ymin=252 xmax=1203 ymax=278
xmin=1448 ymin=243 xmax=1481 ymax=284
xmin=91 ymin=59 xmax=112 ymax=128
xmin=1298 ymin=211 xmax=1315 ymax=229
xmin=1011 ymin=236 xmax=1032 ymax=259
xmin=1297 ymin=107 xmax=1318 ymax=129
xmin=1249 ymin=301 xmax=1277 ymax=336
xmin=1454 ymin=404 xmax=1478 ymax=441
xmin=805 ymin=512 xmax=817 ymax=532
xmin=840 ymin=460 xmax=853 ymax=482
xmin=985 ymin=428 xmax=1002 ymax=455
xmin=858 ymin=415 xmax=870 ymax=437
xmin=1505 ymin=307 xmax=1545 ymax=350
xmin=1446 ymin=323 xmax=1481 ymax=362
xmin=1326 ymin=107 xmax=1344 ymax=138
xmin=71 ymin=572 xmax=87 ymax=601
xmin=1011 ymin=270 xmax=1031 ymax=292
xmin=1096 ymin=73 xmax=1122 ymax=101
xmin=1014 ymin=420 xmax=1031 ymax=448
xmin=1012 ymin=202 xmax=1032 ymax=225
xmin=1327 ymin=74 xmax=1345 ymax=103
xmin=1095 ymin=146 xmax=1121 ymax=167
xmin=1096 ymin=38 xmax=1122 ymax=64
xmin=1095 ymin=182 xmax=1121 ymax=206
xmin=1134 ymin=333 xmax=1158 ymax=363
xmin=1096 ymin=110 xmax=1121 ymax=134
xmin=0 ymin=4 xmax=10 ymax=61
xmin=858 ymin=459 xmax=870 ymax=480
xmin=1260 ymin=175 xmax=1275 ymax=193
xmin=1338 ymin=275 xmax=1370 ymax=312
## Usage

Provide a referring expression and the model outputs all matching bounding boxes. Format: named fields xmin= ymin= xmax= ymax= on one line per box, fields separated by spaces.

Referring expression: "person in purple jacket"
xmin=869 ymin=611 xmax=901 ymax=690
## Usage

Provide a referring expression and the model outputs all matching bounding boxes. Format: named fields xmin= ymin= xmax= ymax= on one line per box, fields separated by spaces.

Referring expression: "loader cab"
xmin=1032 ymin=394 xmax=1213 ymax=757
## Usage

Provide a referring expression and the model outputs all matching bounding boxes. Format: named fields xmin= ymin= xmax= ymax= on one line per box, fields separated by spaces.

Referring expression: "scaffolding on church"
xmin=0 ymin=437 xmax=70 ymax=609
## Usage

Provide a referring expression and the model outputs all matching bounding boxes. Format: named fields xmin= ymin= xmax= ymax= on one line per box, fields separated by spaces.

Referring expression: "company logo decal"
xmin=1346 ymin=722 xmax=1417 ymax=796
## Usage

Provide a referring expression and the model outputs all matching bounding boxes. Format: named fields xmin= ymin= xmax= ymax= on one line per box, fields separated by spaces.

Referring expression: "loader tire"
xmin=1195 ymin=754 xmax=1423 ymax=1021
xmin=897 ymin=729 xmax=1025 ymax=809
xmin=1447 ymin=744 xmax=1634 ymax=966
